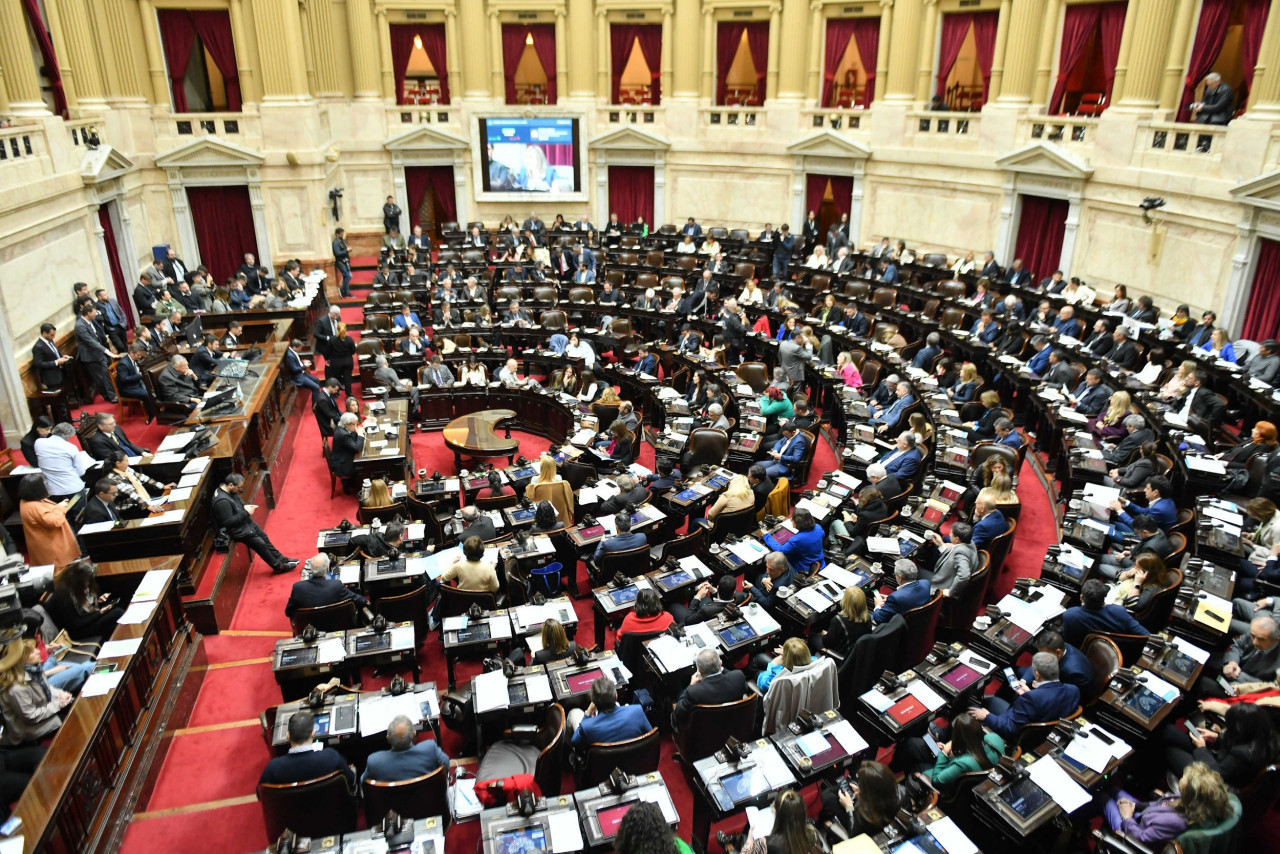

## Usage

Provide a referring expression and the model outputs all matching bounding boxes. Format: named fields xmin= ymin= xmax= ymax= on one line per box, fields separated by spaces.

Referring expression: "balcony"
xmin=388 ymin=105 xmax=457 ymax=128
xmin=604 ymin=105 xmax=662 ymax=127
xmin=152 ymin=111 xmax=262 ymax=152
xmin=1021 ymin=116 xmax=1097 ymax=147
xmin=908 ymin=111 xmax=979 ymax=146
xmin=0 ymin=123 xmax=51 ymax=183
xmin=704 ymin=105 xmax=765 ymax=127
xmin=65 ymin=117 xmax=103 ymax=150
xmin=802 ymin=108 xmax=871 ymax=136
xmin=1141 ymin=121 xmax=1226 ymax=156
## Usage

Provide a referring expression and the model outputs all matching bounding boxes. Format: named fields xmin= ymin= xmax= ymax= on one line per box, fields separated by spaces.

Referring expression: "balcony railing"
xmin=704 ymin=105 xmax=765 ymax=127
xmin=911 ymin=111 xmax=977 ymax=138
xmin=802 ymin=107 xmax=870 ymax=133
xmin=154 ymin=111 xmax=261 ymax=144
xmin=0 ymin=123 xmax=46 ymax=164
xmin=389 ymin=105 xmax=457 ymax=127
xmin=1142 ymin=121 xmax=1226 ymax=155
xmin=66 ymin=117 xmax=102 ymax=149
xmin=1024 ymin=116 xmax=1097 ymax=145
xmin=604 ymin=106 xmax=661 ymax=126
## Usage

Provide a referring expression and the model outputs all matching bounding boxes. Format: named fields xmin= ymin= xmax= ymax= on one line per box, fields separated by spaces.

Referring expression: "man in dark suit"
xmin=838 ymin=305 xmax=871 ymax=338
xmin=156 ymin=355 xmax=203 ymax=411
xmin=458 ymin=506 xmax=497 ymax=542
xmin=681 ymin=217 xmax=703 ymax=241
xmin=924 ymin=523 xmax=977 ymax=599
xmin=570 ymin=676 xmax=652 ymax=751
xmin=1082 ymin=319 xmax=1114 ymax=357
xmin=112 ymin=343 xmax=156 ymax=420
xmin=1192 ymin=72 xmax=1234 ymax=125
xmin=971 ymin=652 xmax=1081 ymax=741
xmin=592 ymin=512 xmax=647 ymax=563
xmin=671 ymin=648 xmax=747 ymax=730
xmin=1103 ymin=414 xmax=1154 ymax=465
xmin=222 ymin=321 xmax=245 ymax=350
xmin=722 ymin=299 xmax=747 ymax=365
xmin=866 ymin=464 xmax=903 ymax=504
xmin=872 ymin=560 xmax=931 ymax=623
xmin=133 ymin=272 xmax=158 ymax=317
xmin=1098 ymin=515 xmax=1171 ymax=578
xmin=672 ymin=575 xmax=748 ymax=626
xmin=1038 ymin=271 xmax=1065 ymax=293
xmin=433 ymin=301 xmax=462 ymax=328
xmin=313 ymin=306 xmax=341 ymax=365
xmin=313 ymin=378 xmax=342 ymax=438
xmin=1108 ymin=327 xmax=1140 ymax=370
xmin=82 ymin=478 xmax=123 ymax=525
xmin=189 ymin=335 xmax=222 ymax=385
xmin=161 ymin=248 xmax=187 ymax=286
xmin=748 ymin=464 xmax=775 ymax=513
xmin=971 ymin=495 xmax=1009 ymax=551
xmin=772 ymin=224 xmax=795 ymax=278
xmin=364 ymin=715 xmax=449 ymax=783
xmin=283 ymin=339 xmax=321 ymax=397
xmin=329 ymin=413 xmax=364 ymax=479
xmin=406 ymin=224 xmax=431 ymax=259
xmin=633 ymin=345 xmax=658 ymax=376
xmin=85 ymin=413 xmax=144 ymax=460
xmin=1002 ymin=259 xmax=1031 ymax=287
xmin=599 ymin=474 xmax=649 ymax=516
xmin=259 ymin=709 xmax=354 ymax=786
xmin=1060 ymin=579 xmax=1149 ymax=646
xmin=31 ymin=323 xmax=70 ymax=389
xmin=1017 ymin=630 xmax=1094 ymax=700
xmin=1067 ymin=369 xmax=1111 ymax=416
xmin=285 ymin=554 xmax=368 ymax=617
xmin=1198 ymin=615 xmax=1280 ymax=698
xmin=93 ymin=287 xmax=129 ymax=353
xmin=1186 ymin=311 xmax=1216 ymax=349
xmin=1175 ymin=371 xmax=1225 ymax=423
xmin=212 ymin=473 xmax=296 ymax=573
xmin=979 ymin=251 xmax=1001 ymax=280
xmin=75 ymin=305 xmax=117 ymax=403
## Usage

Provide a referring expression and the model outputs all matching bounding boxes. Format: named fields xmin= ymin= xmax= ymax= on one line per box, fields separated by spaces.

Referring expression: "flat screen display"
xmin=456 ymin=624 xmax=492 ymax=643
xmin=1125 ymin=684 xmax=1165 ymax=719
xmin=597 ymin=802 xmax=635 ymax=836
xmin=799 ymin=732 xmax=845 ymax=766
xmin=718 ymin=623 xmax=757 ymax=646
xmin=608 ymin=586 xmax=639 ymax=606
xmin=940 ymin=662 xmax=982 ymax=691
xmin=566 ymin=667 xmax=604 ymax=694
xmin=494 ymin=826 xmax=548 ymax=854
xmin=313 ymin=711 xmax=331 ymax=736
xmin=661 ymin=570 xmax=693 ymax=587
xmin=720 ymin=766 xmax=770 ymax=802
xmin=480 ymin=118 xmax=580 ymax=193
xmin=354 ymin=633 xmax=392 ymax=652
xmin=997 ymin=777 xmax=1051 ymax=819
xmin=280 ymin=647 xmax=318 ymax=667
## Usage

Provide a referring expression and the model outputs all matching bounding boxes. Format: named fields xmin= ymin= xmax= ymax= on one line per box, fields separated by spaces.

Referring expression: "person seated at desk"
xmin=350 ymin=521 xmax=406 ymax=559
xmin=285 ymin=554 xmax=368 ymax=618
xmin=593 ymin=512 xmax=647 ymax=565
xmin=1197 ymin=328 xmax=1237 ymax=363
xmin=894 ymin=712 xmax=1004 ymax=796
xmin=871 ymin=560 xmax=931 ymax=624
xmin=744 ymin=552 xmax=795 ymax=613
xmin=1051 ymin=305 xmax=1082 ymax=339
xmin=671 ymin=647 xmax=747 ymax=735
xmin=746 ymin=464 xmax=774 ymax=514
xmin=260 ymin=708 xmax=356 ymax=787
xmin=188 ymin=334 xmax=223 ymax=385
xmin=762 ymin=508 xmax=824 ymax=576
xmin=1101 ymin=413 xmax=1154 ymax=467
xmin=363 ymin=714 xmax=449 ymax=784
xmin=362 ymin=479 xmax=394 ymax=510
xmin=392 ymin=304 xmax=421 ymax=331
xmin=45 ymin=559 xmax=124 ymax=642
xmin=1105 ymin=441 xmax=1160 ymax=492
xmin=372 ymin=355 xmax=400 ymax=389
xmin=568 ymin=675 xmax=651 ymax=751
xmin=432 ymin=301 xmax=460 ymax=329
xmin=1025 ymin=335 xmax=1052 ymax=375
xmin=19 ymin=416 xmax=51 ymax=467
xmin=828 ymin=487 xmax=891 ymax=555
xmin=817 ymin=762 xmax=908 ymax=843
xmin=753 ymin=636 xmax=816 ymax=695
xmin=85 ymin=412 xmax=144 ymax=461
xmin=1166 ymin=700 xmax=1276 ymax=788
xmin=497 ymin=358 xmax=537 ymax=389
xmin=527 ymin=618 xmax=579 ymax=666
xmin=946 ymin=362 xmax=980 ymax=403
xmin=528 ymin=501 xmax=565 ymax=536
xmin=1016 ymin=629 xmax=1093 ymax=700
xmin=81 ymin=478 xmax=124 ymax=526
xmin=1198 ymin=615 xmax=1280 ymax=699
xmin=963 ymin=390 xmax=1003 ymax=443
xmin=502 ymin=300 xmax=532 ymax=327
xmin=0 ymin=640 xmax=71 ymax=746
xmin=599 ymin=474 xmax=648 ymax=516
xmin=103 ymin=450 xmax=171 ymax=517
xmin=372 ymin=262 xmax=397 ymax=289
xmin=1107 ymin=552 xmax=1174 ymax=616
xmin=1067 ymin=367 xmax=1111 ymax=416
xmin=1108 ymin=475 xmax=1177 ymax=536
xmin=879 ymin=432 xmax=922 ymax=481
xmin=1248 ymin=339 xmax=1280 ymax=385
xmin=1061 ymin=579 xmax=1150 ymax=646
xmin=440 ymin=535 xmax=500 ymax=593
xmin=672 ymin=575 xmax=749 ymax=627
xmin=329 ymin=412 xmax=365 ymax=482
xmin=1103 ymin=763 xmax=1231 ymax=848
xmin=564 ymin=333 xmax=596 ymax=370
xmin=762 ymin=422 xmax=807 ymax=481
xmin=598 ymin=421 xmax=634 ymax=466
xmin=156 ymin=354 xmax=205 ymax=412
xmin=525 ymin=455 xmax=574 ymax=526
xmin=1041 ymin=349 xmax=1075 ymax=388
xmin=457 ymin=355 xmax=488 ymax=387
xmin=1097 ymin=513 xmax=1171 ymax=579
xmin=868 ymin=382 xmax=915 ymax=435
xmin=814 ymin=587 xmax=872 ymax=658
xmin=968 ymin=489 xmax=1009 ymax=551
xmin=618 ymin=588 xmax=673 ymax=640
xmin=479 ymin=471 xmax=514 ymax=499
xmin=968 ymin=651 xmax=1081 ymax=742
xmin=993 ymin=417 xmax=1024 ymax=451
xmin=703 ymin=474 xmax=754 ymax=526
xmin=420 ymin=353 xmax=453 ymax=388
xmin=458 ymin=506 xmax=497 ymax=542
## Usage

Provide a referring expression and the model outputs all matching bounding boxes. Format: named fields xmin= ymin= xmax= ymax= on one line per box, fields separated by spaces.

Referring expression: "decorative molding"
xmin=785 ymin=129 xmax=872 ymax=160
xmin=993 ymin=141 xmax=1092 ymax=180
xmin=1231 ymin=169 xmax=1280 ymax=214
xmin=80 ymin=146 xmax=135 ymax=186
xmin=383 ymin=123 xmax=469 ymax=151
xmin=154 ymin=136 xmax=265 ymax=169
xmin=590 ymin=126 xmax=672 ymax=151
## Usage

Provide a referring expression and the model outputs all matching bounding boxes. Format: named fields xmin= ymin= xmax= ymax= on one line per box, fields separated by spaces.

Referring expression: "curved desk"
xmin=443 ymin=408 xmax=520 ymax=467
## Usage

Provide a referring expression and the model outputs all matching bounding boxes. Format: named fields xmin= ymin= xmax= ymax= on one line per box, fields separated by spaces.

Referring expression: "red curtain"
xmin=745 ymin=22 xmax=769 ymax=104
xmin=20 ymin=0 xmax=67 ymax=117
xmin=1242 ymin=0 xmax=1271 ymax=97
xmin=157 ymin=9 xmax=196 ymax=112
xmin=1177 ymin=0 xmax=1231 ymax=120
xmin=405 ymin=166 xmax=456 ymax=229
xmin=609 ymin=24 xmax=662 ymax=105
xmin=1243 ymin=239 xmax=1280 ymax=341
xmin=936 ymin=14 xmax=973 ymax=97
xmin=501 ymin=25 xmax=526 ymax=104
xmin=530 ymin=24 xmax=557 ymax=104
xmin=610 ymin=24 xmax=637 ymax=105
xmin=635 ymin=25 xmax=662 ymax=104
xmin=806 ymin=174 xmax=830 ymax=218
xmin=972 ymin=11 xmax=1000 ymax=99
xmin=821 ymin=18 xmax=858 ymax=108
xmin=1013 ymin=196 xmax=1069 ymax=284
xmin=390 ymin=25 xmax=417 ymax=106
xmin=851 ymin=19 xmax=879 ymax=107
xmin=1050 ymin=4 xmax=1105 ymax=114
xmin=805 ymin=174 xmax=853 ymax=218
xmin=418 ymin=25 xmax=450 ymax=104
xmin=1097 ymin=2 xmax=1126 ymax=104
xmin=608 ymin=166 xmax=654 ymax=225
xmin=189 ymin=11 xmax=241 ymax=110
xmin=97 ymin=207 xmax=134 ymax=328
xmin=716 ymin=22 xmax=746 ymax=105
xmin=186 ymin=186 xmax=256 ymax=286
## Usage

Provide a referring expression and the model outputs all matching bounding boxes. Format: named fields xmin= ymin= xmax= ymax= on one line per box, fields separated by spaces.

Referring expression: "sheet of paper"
xmin=755 ymin=745 xmax=796 ymax=789
xmin=638 ymin=786 xmax=679 ymax=823
xmin=1186 ymin=455 xmax=1227 ymax=474
xmin=1063 ymin=730 xmax=1115 ymax=773
xmin=473 ymin=668 xmax=509 ymax=713
xmin=81 ymin=670 xmax=125 ymax=697
xmin=861 ymin=688 xmax=893 ymax=712
xmin=795 ymin=730 xmax=830 ymax=757
xmin=1173 ymin=635 xmax=1210 ymax=664
xmin=389 ymin=625 xmax=414 ymax=650
xmin=1081 ymin=483 xmax=1121 ymax=504
xmin=827 ymin=718 xmax=870 ymax=756
xmin=140 ymin=509 xmax=185 ymax=526
xmin=77 ymin=521 xmax=117 ymax=535
xmin=157 ymin=432 xmax=198 ymax=452
xmin=98 ymin=637 xmax=144 ymax=659
xmin=996 ymin=595 xmax=1048 ymax=634
xmin=118 ymin=600 xmax=158 ymax=624
xmin=646 ymin=635 xmax=696 ymax=672
xmin=745 ymin=805 xmax=776 ymax=837
xmin=548 ymin=809 xmax=584 ymax=854
xmin=867 ymin=536 xmax=900 ymax=555
xmin=907 ymin=679 xmax=946 ymax=712
xmin=358 ymin=695 xmax=396 ymax=737
xmin=1058 ymin=408 xmax=1089 ymax=424
xmin=1136 ymin=670 xmax=1180 ymax=702
xmin=174 ymin=453 xmax=204 ymax=471
xmin=524 ymin=674 xmax=554 ymax=704
xmin=1026 ymin=756 xmax=1090 ymax=813
xmin=487 ymin=615 xmax=513 ymax=640
xmin=795 ymin=585 xmax=834 ymax=613
xmin=442 ymin=615 xmax=468 ymax=632
xmin=741 ymin=603 xmax=780 ymax=635
xmin=165 ymin=486 xmax=194 ymax=502
xmin=728 ymin=538 xmax=767 ymax=563
xmin=1203 ymin=505 xmax=1244 ymax=525
xmin=677 ymin=555 xmax=712 ymax=577
xmin=927 ymin=817 xmax=978 ymax=854
xmin=177 ymin=473 xmax=203 ymax=488
xmin=0 ymin=836 xmax=24 ymax=854
xmin=316 ymin=636 xmax=346 ymax=664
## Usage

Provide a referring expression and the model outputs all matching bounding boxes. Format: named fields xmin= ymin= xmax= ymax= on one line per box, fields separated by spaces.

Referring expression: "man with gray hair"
xmin=707 ymin=403 xmax=731 ymax=430
xmin=599 ymin=473 xmax=648 ymax=515
xmin=313 ymin=304 xmax=342 ymax=365
xmin=1102 ymin=414 xmax=1154 ymax=465
xmin=968 ymin=651 xmax=1081 ymax=742
xmin=672 ymin=647 xmax=747 ymax=730
xmin=156 ymin=354 xmax=204 ymax=410
xmin=329 ymin=412 xmax=364 ymax=480
xmin=872 ymin=559 xmax=931 ymax=623
xmin=363 ymin=714 xmax=450 ymax=783
xmin=865 ymin=462 xmax=903 ymax=502
xmin=1204 ymin=614 xmax=1280 ymax=697
xmin=285 ymin=553 xmax=367 ymax=618
xmin=459 ymin=505 xmax=497 ymax=542
xmin=373 ymin=355 xmax=399 ymax=388
xmin=34 ymin=422 xmax=92 ymax=501
xmin=1192 ymin=72 xmax=1234 ymax=125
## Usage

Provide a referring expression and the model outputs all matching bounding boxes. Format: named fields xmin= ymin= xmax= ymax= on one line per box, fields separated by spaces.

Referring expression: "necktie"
xmin=434 ymin=370 xmax=441 ymax=384
xmin=48 ymin=339 xmax=59 ymax=357
xmin=110 ymin=432 xmax=120 ymax=446
xmin=105 ymin=500 xmax=116 ymax=521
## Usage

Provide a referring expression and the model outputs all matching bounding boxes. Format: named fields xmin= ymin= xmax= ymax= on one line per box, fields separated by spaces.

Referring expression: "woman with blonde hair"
xmin=532 ymin=618 xmax=580 ymax=666
xmin=948 ymin=362 xmax=980 ymax=403
xmin=1158 ymin=359 xmax=1200 ymax=401
xmin=822 ymin=586 xmax=871 ymax=656
xmin=706 ymin=474 xmax=754 ymax=523
xmin=835 ymin=351 xmax=862 ymax=388
xmin=0 ymin=640 xmax=72 ymax=746
xmin=987 ymin=472 xmax=1018 ymax=505
xmin=362 ymin=479 xmax=394 ymax=509
xmin=909 ymin=412 xmax=934 ymax=450
xmin=1198 ymin=328 xmax=1237 ymax=363
xmin=525 ymin=454 xmax=574 ymax=525
xmin=1088 ymin=390 xmax=1136 ymax=440
xmin=756 ymin=637 xmax=815 ymax=692
xmin=951 ymin=250 xmax=977 ymax=276
xmin=598 ymin=386 xmax=622 ymax=406
xmin=1103 ymin=762 xmax=1231 ymax=846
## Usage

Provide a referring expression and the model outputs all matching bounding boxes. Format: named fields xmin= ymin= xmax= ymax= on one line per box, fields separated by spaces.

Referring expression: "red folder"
xmin=886 ymin=695 xmax=927 ymax=726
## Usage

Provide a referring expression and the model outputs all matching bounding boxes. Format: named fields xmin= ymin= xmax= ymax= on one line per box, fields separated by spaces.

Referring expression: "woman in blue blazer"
xmin=762 ymin=508 xmax=825 ymax=575
xmin=948 ymin=362 xmax=981 ymax=404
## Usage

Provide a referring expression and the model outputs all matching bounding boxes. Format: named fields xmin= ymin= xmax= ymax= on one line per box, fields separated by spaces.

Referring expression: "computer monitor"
xmin=719 ymin=766 xmax=770 ymax=803
xmin=997 ymin=777 xmax=1052 ymax=820
xmin=717 ymin=622 xmax=756 ymax=646
xmin=493 ymin=825 xmax=548 ymax=854
xmin=183 ymin=313 xmax=204 ymax=346
xmin=596 ymin=801 xmax=637 ymax=836
xmin=280 ymin=647 xmax=318 ymax=667
xmin=939 ymin=662 xmax=982 ymax=691
xmin=607 ymin=585 xmax=639 ymax=606
xmin=353 ymin=633 xmax=392 ymax=653
xmin=566 ymin=667 xmax=604 ymax=694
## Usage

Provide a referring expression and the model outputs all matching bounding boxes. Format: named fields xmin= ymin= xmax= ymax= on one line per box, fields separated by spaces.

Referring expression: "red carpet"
xmin=119 ymin=397 xmax=1053 ymax=852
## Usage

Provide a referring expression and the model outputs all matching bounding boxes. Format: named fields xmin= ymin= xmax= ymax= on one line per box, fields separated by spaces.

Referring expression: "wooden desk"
xmin=13 ymin=558 xmax=192 ymax=854
xmin=443 ymin=409 xmax=519 ymax=468
xmin=353 ymin=399 xmax=412 ymax=483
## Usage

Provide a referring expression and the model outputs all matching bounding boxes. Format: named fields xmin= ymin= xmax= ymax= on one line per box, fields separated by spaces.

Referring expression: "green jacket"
xmin=758 ymin=395 xmax=795 ymax=427
xmin=928 ymin=731 xmax=1006 ymax=789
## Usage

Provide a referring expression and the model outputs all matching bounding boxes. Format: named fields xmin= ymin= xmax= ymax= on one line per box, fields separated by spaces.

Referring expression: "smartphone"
xmin=1185 ymin=720 xmax=1201 ymax=737
xmin=1003 ymin=667 xmax=1020 ymax=686
xmin=923 ymin=733 xmax=941 ymax=756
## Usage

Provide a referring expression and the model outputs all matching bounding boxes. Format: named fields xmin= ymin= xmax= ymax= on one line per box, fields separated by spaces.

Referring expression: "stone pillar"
xmin=882 ymin=0 xmax=920 ymax=101
xmin=1246 ymin=3 xmax=1280 ymax=120
xmin=457 ymin=0 xmax=490 ymax=99
xmin=488 ymin=9 xmax=505 ymax=101
xmin=596 ymin=8 xmax=610 ymax=100
xmin=297 ymin=0 xmax=318 ymax=97
xmin=136 ymin=0 xmax=169 ymax=108
xmin=915 ymin=0 xmax=940 ymax=103
xmin=660 ymin=7 xmax=673 ymax=103
xmin=1031 ymin=0 xmax=1063 ymax=106
xmin=766 ymin=2 xmax=782 ymax=101
xmin=1158 ymin=0 xmax=1196 ymax=112
xmin=376 ymin=8 xmax=394 ymax=102
xmin=554 ymin=9 xmax=569 ymax=102
xmin=1113 ymin=0 xmax=1175 ymax=109
xmin=228 ymin=0 xmax=256 ymax=104
xmin=700 ymin=7 xmax=715 ymax=100
xmin=345 ymin=0 xmax=380 ymax=100
xmin=251 ymin=0 xmax=309 ymax=100
xmin=0 ymin=0 xmax=48 ymax=114
xmin=304 ymin=0 xmax=340 ymax=97
xmin=1106 ymin=0 xmax=1139 ymax=108
xmin=875 ymin=0 xmax=893 ymax=102
xmin=804 ymin=4 xmax=823 ymax=103
xmin=443 ymin=9 xmax=462 ymax=104
xmin=50 ymin=0 xmax=107 ymax=111
xmin=672 ymin=0 xmax=700 ymax=97
xmin=988 ymin=0 xmax=1017 ymax=104
xmin=777 ymin=0 xmax=807 ymax=99
xmin=566 ymin=0 xmax=593 ymax=97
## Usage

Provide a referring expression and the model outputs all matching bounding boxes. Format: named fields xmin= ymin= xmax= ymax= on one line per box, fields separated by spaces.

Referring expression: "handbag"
xmin=213 ymin=528 xmax=231 ymax=553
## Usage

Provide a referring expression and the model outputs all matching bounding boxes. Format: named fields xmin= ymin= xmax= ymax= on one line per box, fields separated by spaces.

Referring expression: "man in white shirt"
xmin=35 ymin=423 xmax=92 ymax=500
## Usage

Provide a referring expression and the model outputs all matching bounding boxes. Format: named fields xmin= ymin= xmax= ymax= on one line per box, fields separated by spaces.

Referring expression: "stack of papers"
xmin=473 ymin=669 xmax=510 ymax=713
xmin=820 ymin=565 xmax=867 ymax=587
xmin=547 ymin=809 xmax=584 ymax=853
xmin=1136 ymin=670 xmax=1181 ymax=702
xmin=1063 ymin=722 xmax=1131 ymax=773
xmin=866 ymin=536 xmax=901 ymax=555
xmin=119 ymin=600 xmax=158 ymax=625
xmin=98 ymin=637 xmax=144 ymax=659
xmin=646 ymin=635 xmax=698 ymax=671
xmin=316 ymin=636 xmax=346 ymax=664
xmin=358 ymin=692 xmax=425 ymax=736
xmin=82 ymin=670 xmax=125 ymax=697
xmin=1026 ymin=756 xmax=1090 ymax=813
xmin=727 ymin=538 xmax=767 ymax=563
xmin=794 ymin=585 xmax=834 ymax=612
xmin=157 ymin=432 xmax=198 ymax=452
xmin=828 ymin=718 xmax=870 ymax=755
xmin=140 ymin=510 xmax=185 ymax=526
xmin=1186 ymin=456 xmax=1227 ymax=474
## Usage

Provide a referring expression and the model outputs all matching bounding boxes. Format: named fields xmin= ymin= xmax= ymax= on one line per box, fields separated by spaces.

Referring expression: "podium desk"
xmin=273 ymin=630 xmax=349 ymax=701
xmin=443 ymin=612 xmax=512 ymax=690
xmin=509 ymin=597 xmax=579 ymax=639
xmin=689 ymin=739 xmax=796 ymax=853
xmin=267 ymin=684 xmax=440 ymax=756
xmin=769 ymin=710 xmax=871 ymax=783
xmin=546 ymin=653 xmax=630 ymax=708
xmin=471 ymin=666 xmax=556 ymax=749
xmin=1136 ymin=633 xmax=1209 ymax=693
xmin=855 ymin=671 xmax=949 ymax=746
xmin=592 ymin=576 xmax=657 ymax=647
xmin=648 ymin=556 xmax=716 ymax=601
xmin=480 ymin=795 xmax=579 ymax=854
xmin=345 ymin=621 xmax=420 ymax=682
xmin=916 ymin=645 xmax=1000 ymax=706
xmin=340 ymin=816 xmax=444 ymax=854
xmin=576 ymin=772 xmax=678 ymax=851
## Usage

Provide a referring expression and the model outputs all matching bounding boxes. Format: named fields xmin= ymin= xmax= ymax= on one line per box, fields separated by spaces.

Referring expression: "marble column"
xmin=1030 ymin=0 xmax=1063 ymax=106
xmin=672 ymin=0 xmax=700 ymax=97
xmin=777 ymin=0 xmax=807 ymax=99
xmin=0 ymin=0 xmax=47 ymax=114
xmin=660 ymin=7 xmax=674 ymax=102
xmin=988 ymin=0 xmax=1016 ymax=104
xmin=875 ymin=0 xmax=893 ymax=102
xmin=458 ymin=0 xmax=491 ymax=99
xmin=596 ymin=8 xmax=610 ymax=100
xmin=250 ymin=0 xmax=309 ymax=99
xmin=700 ymin=8 xmax=715 ymax=100
xmin=303 ymin=0 xmax=340 ymax=97
xmin=228 ymin=0 xmax=256 ymax=104
xmin=50 ymin=0 xmax=108 ymax=111
xmin=136 ymin=0 xmax=169 ymax=108
xmin=1106 ymin=0 xmax=1139 ymax=108
xmin=914 ymin=0 xmax=940 ymax=103
xmin=566 ymin=0 xmax=593 ymax=97
xmin=297 ymin=0 xmax=319 ymax=97
xmin=345 ymin=0 xmax=380 ymax=99
xmin=1113 ymin=0 xmax=1175 ymax=109
xmin=882 ymin=0 xmax=920 ymax=101
xmin=766 ymin=2 xmax=782 ymax=101
xmin=1158 ymin=0 xmax=1196 ymax=112
xmin=376 ymin=8 xmax=394 ymax=101
xmin=1246 ymin=3 xmax=1280 ymax=120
